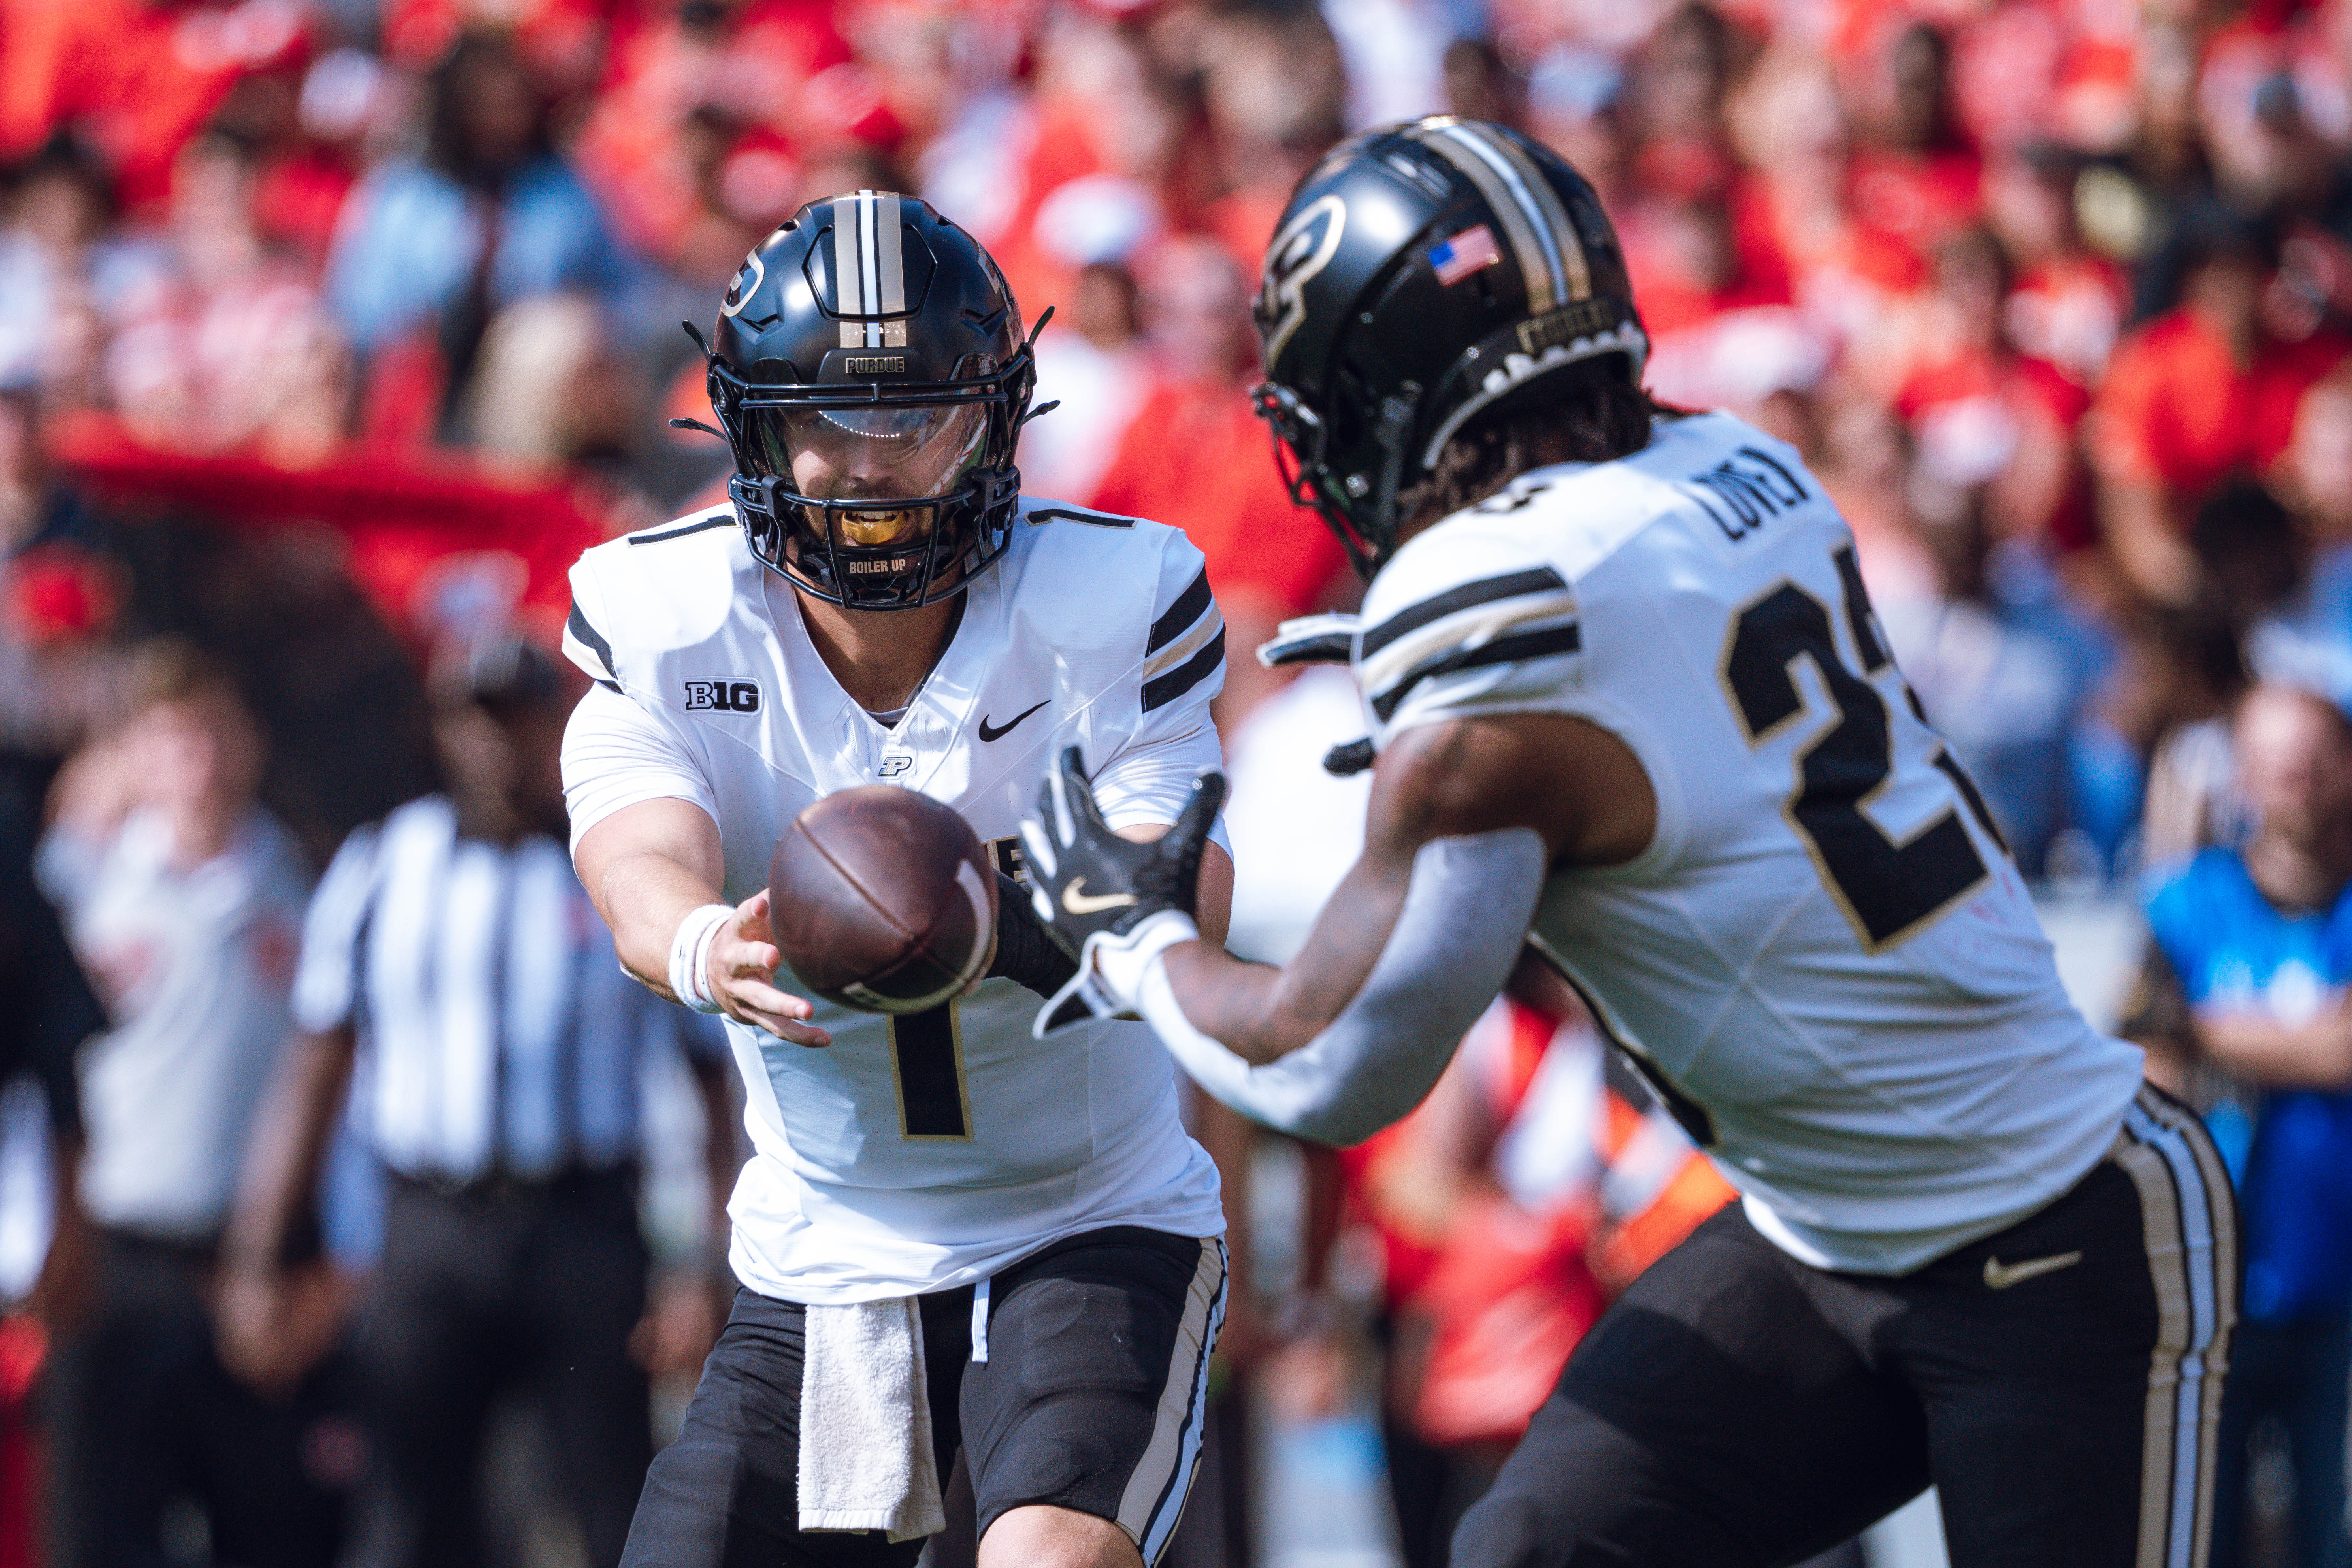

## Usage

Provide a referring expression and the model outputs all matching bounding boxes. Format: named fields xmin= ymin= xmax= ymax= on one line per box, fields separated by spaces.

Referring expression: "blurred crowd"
xmin=4 ymin=0 xmax=2352 ymax=1566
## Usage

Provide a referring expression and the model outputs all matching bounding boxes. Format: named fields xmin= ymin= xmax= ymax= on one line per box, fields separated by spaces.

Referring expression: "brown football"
xmin=767 ymin=786 xmax=999 ymax=1014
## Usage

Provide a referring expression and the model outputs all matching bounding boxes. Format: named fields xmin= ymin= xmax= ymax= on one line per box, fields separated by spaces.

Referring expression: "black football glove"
xmin=1019 ymin=746 xmax=1225 ymax=1035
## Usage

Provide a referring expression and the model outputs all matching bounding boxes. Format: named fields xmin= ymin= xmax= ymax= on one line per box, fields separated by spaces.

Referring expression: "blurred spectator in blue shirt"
xmin=2136 ymin=682 xmax=2352 ymax=1568
xmin=1878 ymin=482 xmax=2108 ymax=878
xmin=325 ymin=33 xmax=625 ymax=442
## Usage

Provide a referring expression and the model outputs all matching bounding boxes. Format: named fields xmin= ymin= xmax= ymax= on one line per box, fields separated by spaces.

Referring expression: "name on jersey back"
xmin=1675 ymin=445 xmax=1810 ymax=543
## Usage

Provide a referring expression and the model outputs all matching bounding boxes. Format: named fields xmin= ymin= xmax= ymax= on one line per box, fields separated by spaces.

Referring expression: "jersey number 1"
xmin=1722 ymin=547 xmax=2000 ymax=951
xmin=890 ymin=1003 xmax=972 ymax=1140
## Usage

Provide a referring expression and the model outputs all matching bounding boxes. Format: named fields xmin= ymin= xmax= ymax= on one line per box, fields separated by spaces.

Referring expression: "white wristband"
xmin=669 ymin=903 xmax=735 ymax=1015
xmin=1086 ymin=908 xmax=1200 ymax=1008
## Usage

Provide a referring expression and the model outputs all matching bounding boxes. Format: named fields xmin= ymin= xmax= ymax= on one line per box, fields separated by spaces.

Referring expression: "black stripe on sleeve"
xmin=1148 ymin=567 xmax=1214 ymax=654
xmin=1029 ymin=506 xmax=1136 ymax=529
xmin=1368 ymin=622 xmax=1580 ymax=723
xmin=566 ymin=600 xmax=616 ymax=678
xmin=628 ymin=511 xmax=735 ymax=545
xmin=1142 ymin=626 xmax=1226 ymax=712
xmin=1359 ymin=566 xmax=1568 ymax=659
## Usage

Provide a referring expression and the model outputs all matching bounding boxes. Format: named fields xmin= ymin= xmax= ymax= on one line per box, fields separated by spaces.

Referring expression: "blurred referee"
xmin=220 ymin=637 xmax=739 ymax=1568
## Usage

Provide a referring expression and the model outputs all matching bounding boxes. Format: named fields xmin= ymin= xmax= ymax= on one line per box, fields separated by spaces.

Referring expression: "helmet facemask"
xmin=1252 ymin=377 xmax=1397 ymax=580
xmin=713 ymin=351 xmax=1032 ymax=611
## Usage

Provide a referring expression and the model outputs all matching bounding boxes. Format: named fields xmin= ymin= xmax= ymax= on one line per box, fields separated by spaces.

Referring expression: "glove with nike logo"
xmin=1020 ymin=746 xmax=1225 ymax=1036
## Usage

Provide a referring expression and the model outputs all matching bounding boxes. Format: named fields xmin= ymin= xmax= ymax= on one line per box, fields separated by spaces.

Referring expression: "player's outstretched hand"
xmin=709 ymin=889 xmax=831 ymax=1048
xmin=1020 ymin=747 xmax=1223 ymax=1035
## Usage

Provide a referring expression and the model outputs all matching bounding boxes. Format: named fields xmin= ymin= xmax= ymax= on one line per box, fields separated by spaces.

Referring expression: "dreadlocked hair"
xmin=1397 ymin=357 xmax=1672 ymax=531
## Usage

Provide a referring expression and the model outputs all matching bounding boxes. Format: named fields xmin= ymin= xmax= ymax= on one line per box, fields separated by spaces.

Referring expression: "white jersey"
xmin=1356 ymin=411 xmax=2143 ymax=1274
xmin=38 ymin=808 xmax=309 ymax=1238
xmin=560 ymin=498 xmax=1228 ymax=1303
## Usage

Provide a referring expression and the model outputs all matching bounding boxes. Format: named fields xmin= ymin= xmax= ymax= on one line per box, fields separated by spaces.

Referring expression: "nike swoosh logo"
xmin=1062 ymin=877 xmax=1137 ymax=916
xmin=978 ymin=700 xmax=1048 ymax=743
xmin=1983 ymin=1251 xmax=2082 ymax=1290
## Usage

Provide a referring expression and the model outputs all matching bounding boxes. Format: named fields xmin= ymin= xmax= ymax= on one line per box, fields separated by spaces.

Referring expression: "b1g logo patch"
xmin=684 ymin=680 xmax=762 ymax=713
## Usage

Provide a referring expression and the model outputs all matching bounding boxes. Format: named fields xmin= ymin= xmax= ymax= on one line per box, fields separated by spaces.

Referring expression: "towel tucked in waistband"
xmin=797 ymin=1298 xmax=946 ymax=1543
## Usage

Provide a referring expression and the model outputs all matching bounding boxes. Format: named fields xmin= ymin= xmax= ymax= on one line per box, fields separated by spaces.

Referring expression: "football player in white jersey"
xmin=1021 ymin=120 xmax=2238 ymax=1568
xmin=558 ymin=195 xmax=1232 ymax=1568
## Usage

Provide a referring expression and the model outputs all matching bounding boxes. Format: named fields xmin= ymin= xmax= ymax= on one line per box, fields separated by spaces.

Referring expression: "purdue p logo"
xmin=684 ymin=680 xmax=761 ymax=713
xmin=1257 ymin=193 xmax=1347 ymax=367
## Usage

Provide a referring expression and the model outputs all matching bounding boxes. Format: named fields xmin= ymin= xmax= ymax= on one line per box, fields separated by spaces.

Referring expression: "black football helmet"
xmin=696 ymin=192 xmax=1040 ymax=610
xmin=1250 ymin=117 xmax=1647 ymax=576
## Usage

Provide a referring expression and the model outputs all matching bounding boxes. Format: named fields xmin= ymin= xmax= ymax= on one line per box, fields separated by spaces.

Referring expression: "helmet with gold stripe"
xmin=1250 ymin=118 xmax=1647 ymax=576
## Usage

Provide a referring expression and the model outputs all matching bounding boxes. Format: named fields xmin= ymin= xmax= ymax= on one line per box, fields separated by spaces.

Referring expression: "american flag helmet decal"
xmin=1430 ymin=224 xmax=1504 ymax=286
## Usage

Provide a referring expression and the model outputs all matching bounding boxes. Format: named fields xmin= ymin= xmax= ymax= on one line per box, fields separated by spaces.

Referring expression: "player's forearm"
xmin=1161 ymin=887 xmax=1399 ymax=1063
xmin=1144 ymin=832 xmax=1544 ymax=1144
xmin=1034 ymin=727 xmax=1557 ymax=1141
xmin=597 ymin=849 xmax=729 ymax=1000
xmin=1155 ymin=823 xmax=1464 ymax=1062
xmin=2193 ymin=1004 xmax=2352 ymax=1088
xmin=1142 ymin=811 xmax=1425 ymax=1059
xmin=574 ymin=799 xmax=732 ymax=999
xmin=223 ymin=1026 xmax=356 ymax=1274
xmin=1191 ymin=842 xmax=1233 ymax=949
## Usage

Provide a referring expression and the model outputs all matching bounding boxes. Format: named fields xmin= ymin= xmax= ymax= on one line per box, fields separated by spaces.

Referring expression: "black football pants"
xmin=354 ymin=1168 xmax=653 ymax=1568
xmin=43 ymin=1229 xmax=350 ymax=1568
xmin=1453 ymin=1083 xmax=2239 ymax=1568
xmin=620 ymin=1226 xmax=1226 ymax=1568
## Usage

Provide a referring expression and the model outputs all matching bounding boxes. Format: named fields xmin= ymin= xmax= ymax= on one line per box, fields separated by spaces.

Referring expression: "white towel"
xmin=798 ymin=1299 xmax=945 ymax=1542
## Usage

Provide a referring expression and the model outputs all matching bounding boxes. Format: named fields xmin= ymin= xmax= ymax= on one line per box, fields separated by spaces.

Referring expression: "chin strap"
xmin=1010 ymin=305 xmax=1057 ymax=436
xmin=678 ymin=320 xmax=739 ymax=461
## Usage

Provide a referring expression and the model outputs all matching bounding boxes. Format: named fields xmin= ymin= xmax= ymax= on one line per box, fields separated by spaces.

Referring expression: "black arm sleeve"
xmin=985 ymin=871 xmax=1080 ymax=999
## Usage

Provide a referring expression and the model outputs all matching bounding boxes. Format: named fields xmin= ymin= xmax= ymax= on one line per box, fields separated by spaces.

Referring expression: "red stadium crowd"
xmin=2 ymin=1 xmax=2352 ymax=1567
xmin=5 ymin=0 xmax=2352 ymax=869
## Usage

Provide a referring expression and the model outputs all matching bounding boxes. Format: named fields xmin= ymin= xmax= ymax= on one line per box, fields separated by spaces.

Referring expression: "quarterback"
xmin=560 ymin=194 xmax=1231 ymax=1568
xmin=1025 ymin=120 xmax=2237 ymax=1568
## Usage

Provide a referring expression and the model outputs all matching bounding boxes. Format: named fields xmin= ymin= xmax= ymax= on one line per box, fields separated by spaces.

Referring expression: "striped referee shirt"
xmin=292 ymin=795 xmax=723 ymax=1184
